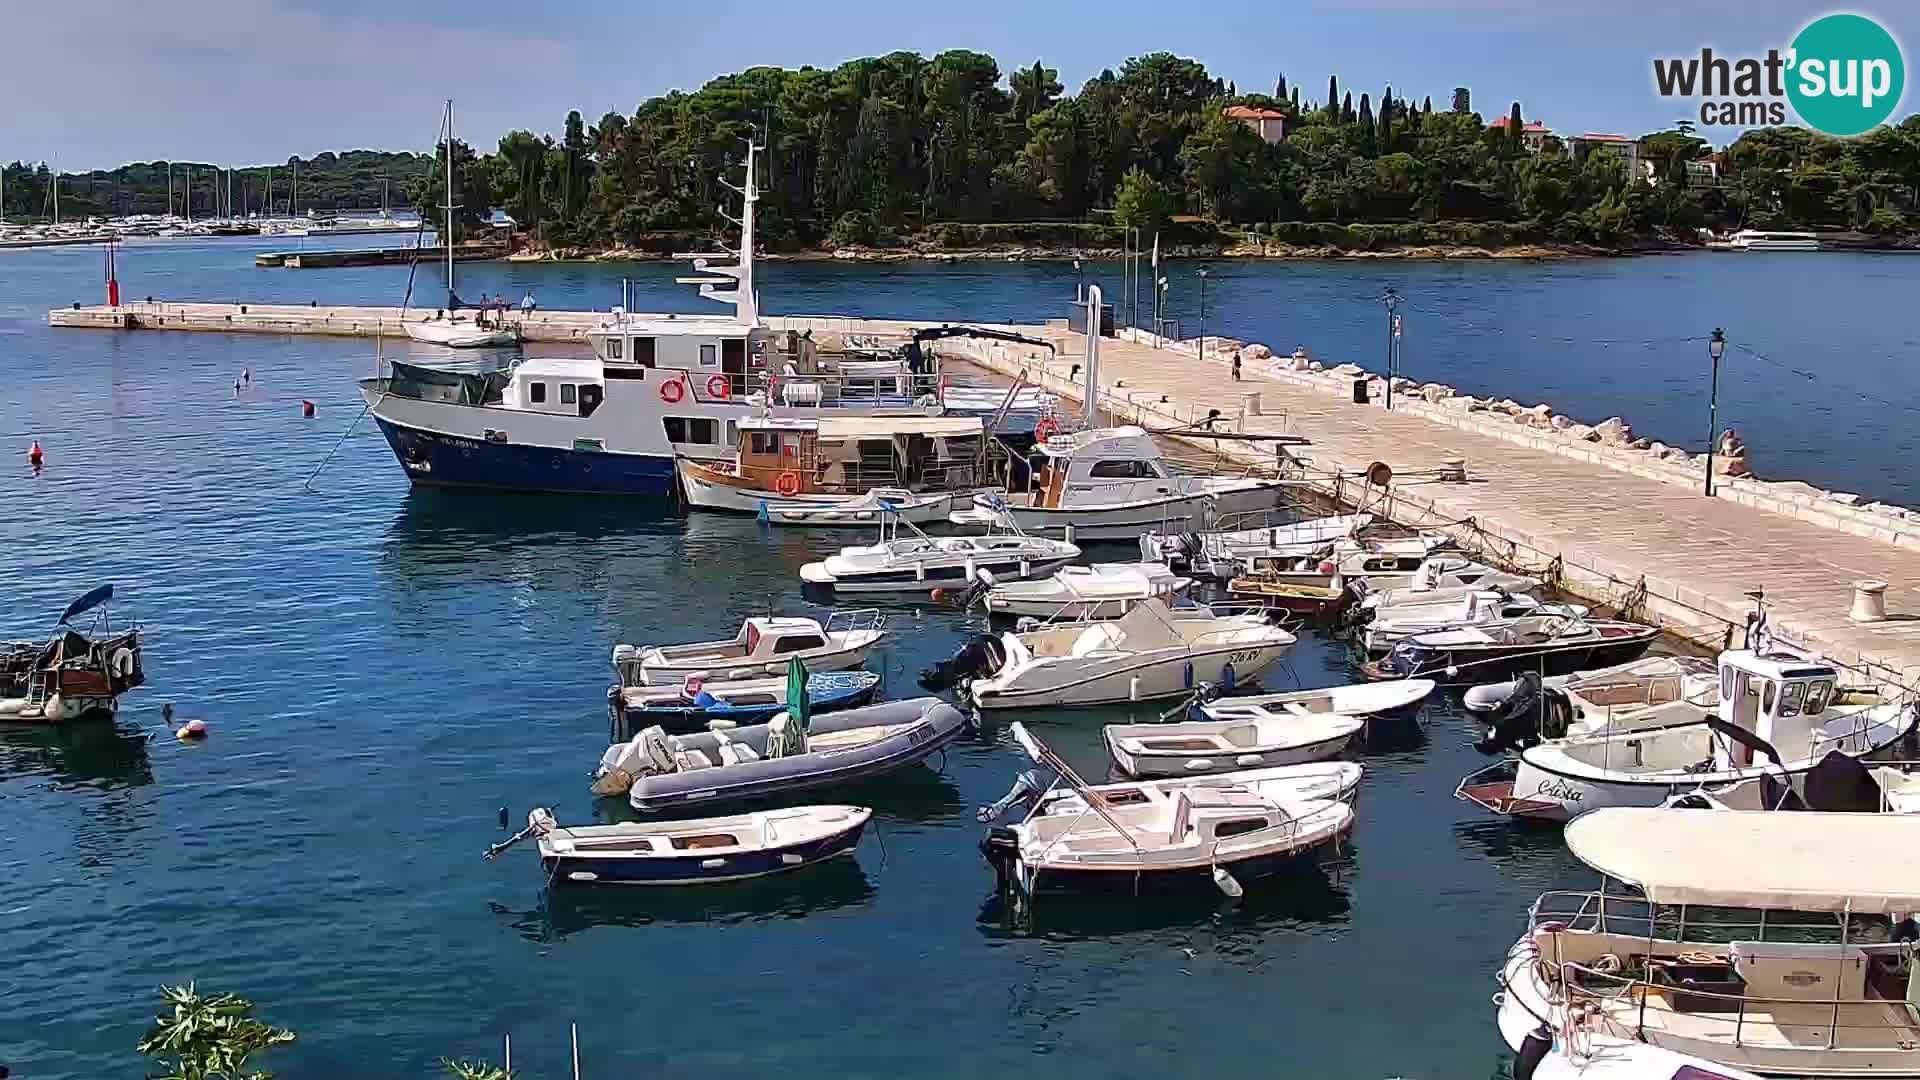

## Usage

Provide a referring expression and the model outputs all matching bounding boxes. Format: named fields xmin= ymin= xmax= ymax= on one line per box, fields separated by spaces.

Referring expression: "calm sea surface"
xmin=0 ymin=238 xmax=1911 ymax=1078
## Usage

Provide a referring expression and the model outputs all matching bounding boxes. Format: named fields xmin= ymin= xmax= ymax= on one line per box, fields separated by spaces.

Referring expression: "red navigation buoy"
xmin=27 ymin=440 xmax=43 ymax=467
xmin=176 ymin=718 xmax=208 ymax=741
xmin=302 ymin=400 xmax=316 ymax=418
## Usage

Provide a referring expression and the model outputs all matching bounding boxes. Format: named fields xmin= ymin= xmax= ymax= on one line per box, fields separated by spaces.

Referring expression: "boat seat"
xmin=718 ymin=742 xmax=760 ymax=766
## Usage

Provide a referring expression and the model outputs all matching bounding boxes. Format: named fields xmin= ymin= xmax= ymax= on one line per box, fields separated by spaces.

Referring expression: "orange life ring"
xmin=707 ymin=375 xmax=731 ymax=399
xmin=1034 ymin=417 xmax=1061 ymax=442
xmin=660 ymin=378 xmax=685 ymax=404
xmin=775 ymin=471 xmax=802 ymax=496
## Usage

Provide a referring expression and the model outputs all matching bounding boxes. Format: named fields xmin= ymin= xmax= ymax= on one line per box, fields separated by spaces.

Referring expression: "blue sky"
xmin=5 ymin=1 xmax=1913 ymax=170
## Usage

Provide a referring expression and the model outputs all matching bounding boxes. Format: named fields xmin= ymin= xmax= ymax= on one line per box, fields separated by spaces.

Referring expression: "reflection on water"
xmin=978 ymin=858 xmax=1355 ymax=941
xmin=0 ymin=716 xmax=155 ymax=791
xmin=498 ymin=856 xmax=879 ymax=940
xmin=591 ymin=764 xmax=968 ymax=827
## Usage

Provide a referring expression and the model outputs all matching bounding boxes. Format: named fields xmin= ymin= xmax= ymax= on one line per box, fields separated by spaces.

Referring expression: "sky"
xmin=2 ymin=0 xmax=1914 ymax=170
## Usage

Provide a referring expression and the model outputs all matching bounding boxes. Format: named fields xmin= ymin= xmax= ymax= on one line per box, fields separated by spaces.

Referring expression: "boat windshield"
xmin=386 ymin=360 xmax=509 ymax=405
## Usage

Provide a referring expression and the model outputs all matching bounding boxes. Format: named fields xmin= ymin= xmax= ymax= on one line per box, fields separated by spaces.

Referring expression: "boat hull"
xmin=609 ymin=674 xmax=882 ymax=739
xmin=972 ymin=642 xmax=1291 ymax=710
xmin=979 ymin=484 xmax=1288 ymax=541
xmin=541 ymin=820 xmax=867 ymax=886
xmin=372 ymin=416 xmax=676 ymax=496
xmin=1107 ymin=727 xmax=1357 ymax=778
xmin=1006 ymin=816 xmax=1353 ymax=896
xmin=803 ymin=555 xmax=1078 ymax=593
xmin=1366 ymin=630 xmax=1657 ymax=683
xmin=634 ymin=640 xmax=878 ymax=686
xmin=401 ymin=320 xmax=516 ymax=348
xmin=678 ymin=465 xmax=957 ymax=524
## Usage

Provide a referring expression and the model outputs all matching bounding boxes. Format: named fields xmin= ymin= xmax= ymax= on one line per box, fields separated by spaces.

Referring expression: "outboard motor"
xmin=957 ymin=567 xmax=997 ymax=610
xmin=1475 ymin=671 xmax=1546 ymax=755
xmin=981 ymin=825 xmax=1023 ymax=893
xmin=1511 ymin=1023 xmax=1553 ymax=1080
xmin=919 ymin=634 xmax=1005 ymax=692
xmin=976 ymin=769 xmax=1049 ymax=823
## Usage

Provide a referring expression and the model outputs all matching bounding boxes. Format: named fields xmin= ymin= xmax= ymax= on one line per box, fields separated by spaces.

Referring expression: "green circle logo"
xmin=1787 ymin=14 xmax=1905 ymax=136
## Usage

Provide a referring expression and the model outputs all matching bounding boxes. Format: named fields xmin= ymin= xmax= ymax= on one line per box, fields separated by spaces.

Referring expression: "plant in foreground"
xmin=136 ymin=983 xmax=295 ymax=1080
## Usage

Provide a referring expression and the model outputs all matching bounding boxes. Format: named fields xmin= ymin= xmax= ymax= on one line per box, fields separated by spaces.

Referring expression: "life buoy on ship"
xmin=660 ymin=378 xmax=686 ymax=404
xmin=775 ymin=471 xmax=802 ymax=496
xmin=707 ymin=375 xmax=731 ymax=400
xmin=1034 ymin=417 xmax=1061 ymax=443
xmin=110 ymin=646 xmax=136 ymax=679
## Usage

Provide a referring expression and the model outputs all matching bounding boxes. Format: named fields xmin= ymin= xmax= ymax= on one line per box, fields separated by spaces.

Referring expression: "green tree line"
xmin=2 ymin=151 xmax=430 ymax=221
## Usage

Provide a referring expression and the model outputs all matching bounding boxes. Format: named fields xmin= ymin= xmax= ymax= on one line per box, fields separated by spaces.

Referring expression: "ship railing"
xmin=825 ymin=609 xmax=887 ymax=635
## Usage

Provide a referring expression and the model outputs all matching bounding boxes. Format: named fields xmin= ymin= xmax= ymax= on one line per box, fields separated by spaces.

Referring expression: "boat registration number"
xmin=906 ymin=723 xmax=933 ymax=746
xmin=1227 ymin=649 xmax=1263 ymax=666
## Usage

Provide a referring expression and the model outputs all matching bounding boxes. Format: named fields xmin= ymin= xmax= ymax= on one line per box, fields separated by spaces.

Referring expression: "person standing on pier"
xmin=521 ymin=291 xmax=537 ymax=319
xmin=1231 ymin=347 xmax=1243 ymax=382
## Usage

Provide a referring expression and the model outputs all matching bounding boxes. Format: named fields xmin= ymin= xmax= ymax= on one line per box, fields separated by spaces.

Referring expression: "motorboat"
xmin=1466 ymin=655 xmax=1722 ymax=752
xmin=1457 ymin=650 xmax=1917 ymax=821
xmin=1198 ymin=679 xmax=1437 ymax=723
xmin=1366 ymin=613 xmax=1658 ymax=683
xmin=607 ymin=669 xmax=882 ymax=738
xmin=1104 ymin=711 xmax=1363 ymax=778
xmin=1225 ymin=572 xmax=1351 ymax=617
xmin=1362 ymin=593 xmax=1589 ymax=655
xmin=602 ymin=697 xmax=970 ymax=812
xmin=981 ymin=723 xmax=1357 ymax=898
xmin=402 ymin=100 xmax=515 ymax=350
xmin=676 ymin=413 xmax=988 ymax=519
xmin=487 ymin=805 xmax=871 ymax=886
xmin=983 ymin=562 xmax=1190 ymax=620
xmin=1495 ymin=807 xmax=1920 ymax=1078
xmin=612 ymin=612 xmax=884 ymax=686
xmin=1356 ymin=557 xmax=1542 ymax=611
xmin=953 ymin=598 xmax=1295 ymax=709
xmin=1728 ymin=228 xmax=1821 ymax=251
xmin=950 ymin=426 xmax=1294 ymax=540
xmin=799 ymin=516 xmax=1078 ymax=593
xmin=1015 ymin=759 xmax=1365 ymax=818
xmin=1140 ymin=512 xmax=1373 ymax=570
xmin=0 ymin=585 xmax=145 ymax=723
xmin=1512 ymin=1029 xmax=1765 ymax=1080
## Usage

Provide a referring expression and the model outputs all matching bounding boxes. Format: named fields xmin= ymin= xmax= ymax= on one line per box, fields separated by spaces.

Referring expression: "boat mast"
xmin=443 ymin=98 xmax=456 ymax=309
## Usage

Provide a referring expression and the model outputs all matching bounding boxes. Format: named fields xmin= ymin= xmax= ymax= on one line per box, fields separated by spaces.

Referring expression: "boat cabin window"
xmin=689 ymin=418 xmax=716 ymax=445
xmin=1778 ymin=681 xmax=1806 ymax=717
xmin=772 ymin=634 xmax=826 ymax=654
xmin=661 ymin=418 xmax=719 ymax=445
xmin=663 ymin=417 xmax=686 ymax=443
xmin=1088 ymin=459 xmax=1158 ymax=479
xmin=633 ymin=337 xmax=656 ymax=367
xmin=606 ymin=338 xmax=623 ymax=361
xmin=579 ymin=385 xmax=604 ymax=417
xmin=1213 ymin=817 xmax=1269 ymax=838
xmin=1363 ymin=557 xmax=1418 ymax=572
xmin=530 ymin=382 xmax=547 ymax=404
xmin=560 ymin=384 xmax=577 ymax=405
xmin=1761 ymin=680 xmax=1775 ymax=714
xmin=701 ymin=343 xmax=717 ymax=367
xmin=1805 ymin=680 xmax=1833 ymax=715
xmin=750 ymin=432 xmax=782 ymax=455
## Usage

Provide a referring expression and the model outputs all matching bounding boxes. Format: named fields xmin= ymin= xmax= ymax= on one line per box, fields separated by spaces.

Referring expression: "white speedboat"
xmin=951 ymin=426 xmax=1294 ymax=540
xmin=1198 ymin=678 xmax=1437 ymax=723
xmin=612 ymin=612 xmax=884 ymax=686
xmin=982 ymin=723 xmax=1356 ymax=898
xmin=963 ymin=598 xmax=1295 ymax=709
xmin=1104 ymin=711 xmax=1363 ymax=778
xmin=799 ymin=517 xmax=1078 ymax=593
xmin=488 ymin=805 xmax=872 ymax=886
xmin=1458 ymin=650 xmax=1917 ymax=820
xmin=1495 ymin=807 xmax=1920 ymax=1078
xmin=1139 ymin=512 xmax=1373 ymax=567
xmin=1362 ymin=593 xmax=1588 ymax=655
xmin=984 ymin=562 xmax=1190 ymax=620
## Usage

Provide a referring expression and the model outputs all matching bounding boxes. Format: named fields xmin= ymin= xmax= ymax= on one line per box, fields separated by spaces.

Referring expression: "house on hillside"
xmin=1224 ymin=105 xmax=1287 ymax=144
xmin=1488 ymin=115 xmax=1553 ymax=153
xmin=1569 ymin=133 xmax=1643 ymax=181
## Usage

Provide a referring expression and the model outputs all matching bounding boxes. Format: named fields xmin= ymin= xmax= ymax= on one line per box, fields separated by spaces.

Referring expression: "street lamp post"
xmin=1704 ymin=327 xmax=1726 ymax=496
xmin=1381 ymin=287 xmax=1402 ymax=410
xmin=1197 ymin=267 xmax=1209 ymax=367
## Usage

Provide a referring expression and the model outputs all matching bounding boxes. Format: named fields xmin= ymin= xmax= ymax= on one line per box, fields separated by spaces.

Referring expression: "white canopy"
xmin=815 ymin=415 xmax=982 ymax=440
xmin=1565 ymin=808 xmax=1920 ymax=914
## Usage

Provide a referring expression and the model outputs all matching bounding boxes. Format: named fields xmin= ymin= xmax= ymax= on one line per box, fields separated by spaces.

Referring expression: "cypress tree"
xmin=1422 ymin=95 xmax=1433 ymax=115
xmin=1507 ymin=101 xmax=1524 ymax=154
xmin=1326 ymin=76 xmax=1339 ymax=120
xmin=1342 ymin=91 xmax=1354 ymax=124
xmin=1276 ymin=73 xmax=1288 ymax=100
xmin=1291 ymin=86 xmax=1301 ymax=108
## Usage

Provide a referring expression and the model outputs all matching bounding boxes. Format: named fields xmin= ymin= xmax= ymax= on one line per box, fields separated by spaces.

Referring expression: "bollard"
xmin=1848 ymin=580 xmax=1889 ymax=624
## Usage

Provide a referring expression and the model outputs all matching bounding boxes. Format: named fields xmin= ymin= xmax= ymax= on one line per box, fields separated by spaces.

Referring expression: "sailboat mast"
xmin=444 ymin=98 xmax=456 ymax=309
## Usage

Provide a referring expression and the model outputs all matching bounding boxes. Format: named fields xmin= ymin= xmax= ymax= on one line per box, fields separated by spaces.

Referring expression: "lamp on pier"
xmin=1704 ymin=328 xmax=1727 ymax=496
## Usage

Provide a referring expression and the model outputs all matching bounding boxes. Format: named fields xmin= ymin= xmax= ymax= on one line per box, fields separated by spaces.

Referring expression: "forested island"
xmin=16 ymin=50 xmax=1920 ymax=258
xmin=1 ymin=151 xmax=428 ymax=220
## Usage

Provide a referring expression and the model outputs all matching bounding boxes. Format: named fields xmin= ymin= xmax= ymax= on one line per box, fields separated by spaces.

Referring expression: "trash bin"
xmin=1241 ymin=390 xmax=1262 ymax=417
xmin=1352 ymin=378 xmax=1369 ymax=404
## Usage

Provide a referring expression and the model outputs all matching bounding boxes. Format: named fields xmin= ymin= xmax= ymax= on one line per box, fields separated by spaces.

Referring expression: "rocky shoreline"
xmin=515 ymin=240 xmax=1624 ymax=264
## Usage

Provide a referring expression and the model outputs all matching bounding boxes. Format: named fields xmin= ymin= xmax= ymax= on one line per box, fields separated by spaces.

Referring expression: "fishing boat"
xmin=981 ymin=723 xmax=1356 ymax=898
xmin=1362 ymin=594 xmax=1589 ymax=655
xmin=983 ymin=562 xmax=1190 ymax=620
xmin=1366 ymin=613 xmax=1658 ymax=683
xmin=799 ymin=515 xmax=1078 ymax=594
xmin=951 ymin=426 xmax=1295 ymax=540
xmin=1466 ymin=655 xmax=1723 ymax=752
xmin=1457 ymin=650 xmax=1916 ymax=821
xmin=1224 ymin=572 xmax=1350 ymax=616
xmin=1139 ymin=512 xmax=1374 ymax=569
xmin=1104 ymin=711 xmax=1364 ymax=778
xmin=402 ymin=100 xmax=515 ymax=349
xmin=488 ymin=805 xmax=871 ymax=886
xmin=607 ymin=669 xmax=882 ymax=739
xmin=1198 ymin=678 xmax=1437 ymax=723
xmin=952 ymin=598 xmax=1295 ymax=709
xmin=612 ymin=612 xmax=884 ymax=686
xmin=0 ymin=585 xmax=145 ymax=723
xmin=606 ymin=697 xmax=969 ymax=812
xmin=676 ymin=413 xmax=988 ymax=519
xmin=1495 ymin=807 xmax=1920 ymax=1078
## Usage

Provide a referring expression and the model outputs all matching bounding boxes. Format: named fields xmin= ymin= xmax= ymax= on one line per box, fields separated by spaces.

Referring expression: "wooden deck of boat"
xmin=938 ymin=327 xmax=1920 ymax=691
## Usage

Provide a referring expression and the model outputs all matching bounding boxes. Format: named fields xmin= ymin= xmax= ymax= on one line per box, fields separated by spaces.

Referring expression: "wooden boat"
xmin=607 ymin=669 xmax=882 ymax=738
xmin=1225 ymin=572 xmax=1349 ymax=616
xmin=982 ymin=724 xmax=1357 ymax=898
xmin=1198 ymin=678 xmax=1437 ymax=723
xmin=489 ymin=805 xmax=872 ymax=886
xmin=675 ymin=413 xmax=985 ymax=522
xmin=0 ymin=585 xmax=145 ymax=723
xmin=613 ymin=611 xmax=884 ymax=685
xmin=1104 ymin=712 xmax=1363 ymax=778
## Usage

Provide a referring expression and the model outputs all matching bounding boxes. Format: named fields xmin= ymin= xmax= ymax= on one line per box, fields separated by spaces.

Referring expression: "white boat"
xmin=402 ymin=100 xmax=516 ymax=350
xmin=799 ymin=516 xmax=1078 ymax=593
xmin=675 ymin=413 xmax=985 ymax=520
xmin=1139 ymin=512 xmax=1374 ymax=567
xmin=983 ymin=562 xmax=1190 ymax=619
xmin=612 ymin=612 xmax=885 ymax=686
xmin=1198 ymin=678 xmax=1437 ymax=723
xmin=488 ymin=805 xmax=872 ymax=886
xmin=1729 ymin=228 xmax=1821 ymax=251
xmin=1457 ymin=650 xmax=1917 ymax=821
xmin=964 ymin=598 xmax=1295 ymax=709
xmin=1104 ymin=711 xmax=1363 ymax=778
xmin=1359 ymin=560 xmax=1544 ymax=610
xmin=1362 ymin=593 xmax=1589 ymax=655
xmin=1466 ymin=654 xmax=1724 ymax=751
xmin=951 ymin=426 xmax=1295 ymax=540
xmin=982 ymin=723 xmax=1357 ymax=898
xmin=1513 ymin=1030 xmax=1765 ymax=1080
xmin=1496 ymin=807 xmax=1920 ymax=1078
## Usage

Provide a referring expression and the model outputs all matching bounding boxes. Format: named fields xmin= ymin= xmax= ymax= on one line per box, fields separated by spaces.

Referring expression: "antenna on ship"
xmin=674 ymin=140 xmax=760 ymax=326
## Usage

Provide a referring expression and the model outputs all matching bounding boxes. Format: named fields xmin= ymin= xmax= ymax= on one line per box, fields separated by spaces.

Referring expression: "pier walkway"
xmin=938 ymin=329 xmax=1920 ymax=690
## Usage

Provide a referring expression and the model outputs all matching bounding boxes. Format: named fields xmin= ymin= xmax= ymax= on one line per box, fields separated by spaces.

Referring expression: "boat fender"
xmin=660 ymin=379 xmax=685 ymax=404
xmin=1512 ymin=1024 xmax=1553 ymax=1080
xmin=929 ymin=588 xmax=946 ymax=602
xmin=42 ymin=692 xmax=62 ymax=720
xmin=707 ymin=375 xmax=731 ymax=400
xmin=110 ymin=646 xmax=136 ymax=679
xmin=28 ymin=440 xmax=44 ymax=467
xmin=775 ymin=471 xmax=801 ymax=496
xmin=1318 ymin=559 xmax=1336 ymax=575
xmin=176 ymin=718 xmax=208 ymax=741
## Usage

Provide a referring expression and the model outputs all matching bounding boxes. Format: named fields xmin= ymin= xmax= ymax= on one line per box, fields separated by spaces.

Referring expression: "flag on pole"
xmin=1151 ymin=232 xmax=1159 ymax=275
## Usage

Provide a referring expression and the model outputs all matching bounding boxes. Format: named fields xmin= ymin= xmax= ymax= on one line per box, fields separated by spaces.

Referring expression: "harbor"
xmin=12 ymin=171 xmax=1920 ymax=1080
xmin=253 ymin=242 xmax=505 ymax=269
